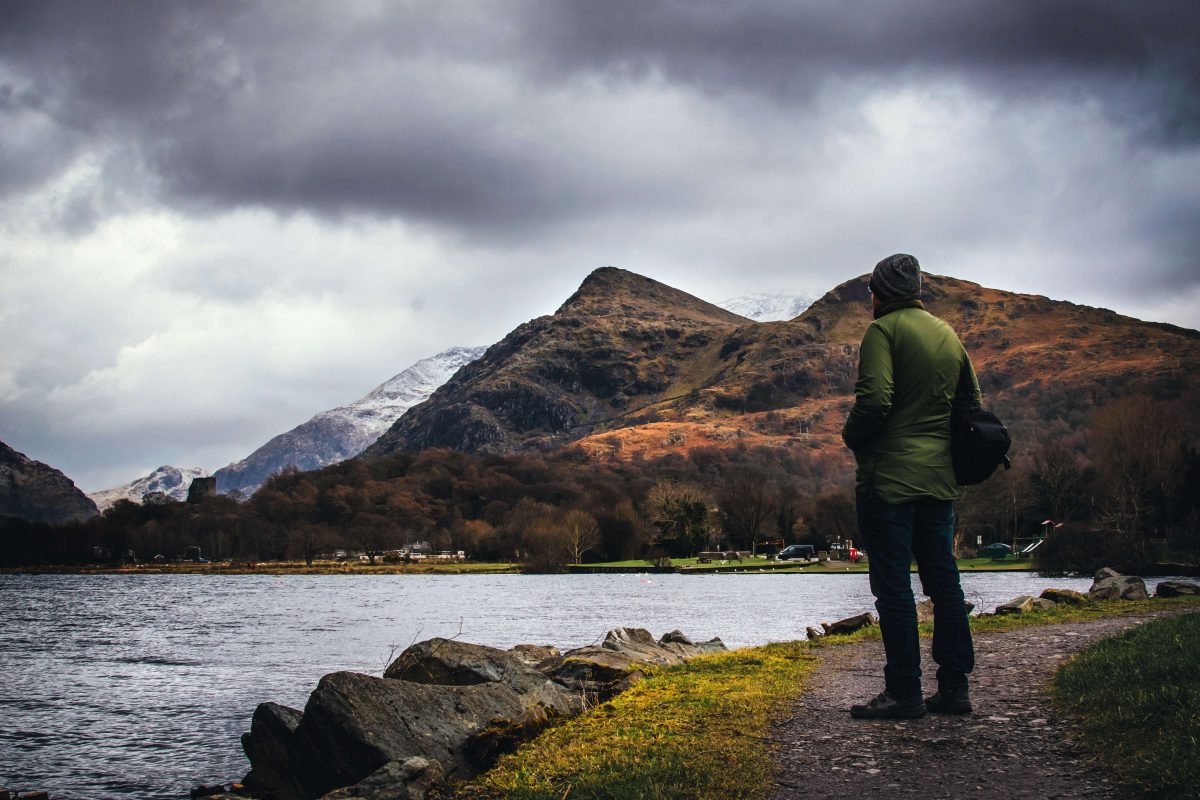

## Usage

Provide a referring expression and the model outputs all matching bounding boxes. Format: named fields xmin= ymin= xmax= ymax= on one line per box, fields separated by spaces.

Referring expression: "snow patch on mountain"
xmin=718 ymin=293 xmax=815 ymax=322
xmin=213 ymin=346 xmax=487 ymax=496
xmin=89 ymin=465 xmax=212 ymax=511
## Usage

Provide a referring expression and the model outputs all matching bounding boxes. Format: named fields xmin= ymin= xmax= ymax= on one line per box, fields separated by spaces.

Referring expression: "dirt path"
xmin=771 ymin=611 xmax=1185 ymax=800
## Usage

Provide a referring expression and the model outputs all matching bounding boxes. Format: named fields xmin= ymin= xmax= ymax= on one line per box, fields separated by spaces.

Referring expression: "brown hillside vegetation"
xmin=366 ymin=268 xmax=1200 ymax=465
xmin=365 ymin=267 xmax=752 ymax=456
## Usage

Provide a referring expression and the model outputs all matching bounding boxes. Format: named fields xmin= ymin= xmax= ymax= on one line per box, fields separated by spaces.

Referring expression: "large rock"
xmin=241 ymin=703 xmax=308 ymax=800
xmin=295 ymin=671 xmax=570 ymax=796
xmin=1154 ymin=580 xmax=1200 ymax=598
xmin=245 ymin=642 xmax=578 ymax=798
xmin=319 ymin=757 xmax=444 ymax=800
xmin=242 ymin=630 xmax=722 ymax=799
xmin=657 ymin=629 xmax=726 ymax=658
xmin=546 ymin=627 xmax=725 ymax=701
xmin=821 ymin=612 xmax=876 ymax=636
xmin=995 ymin=595 xmax=1057 ymax=615
xmin=1040 ymin=588 xmax=1090 ymax=606
xmin=384 ymin=638 xmax=546 ymax=686
xmin=915 ymin=599 xmax=976 ymax=623
xmin=507 ymin=644 xmax=561 ymax=670
xmin=1089 ymin=571 xmax=1149 ymax=601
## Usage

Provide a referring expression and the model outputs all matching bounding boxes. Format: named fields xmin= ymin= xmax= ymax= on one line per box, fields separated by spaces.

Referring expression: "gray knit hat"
xmin=869 ymin=253 xmax=921 ymax=301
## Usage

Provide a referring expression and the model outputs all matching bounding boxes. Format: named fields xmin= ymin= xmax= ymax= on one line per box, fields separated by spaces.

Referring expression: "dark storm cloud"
xmin=2 ymin=0 xmax=1197 ymax=231
xmin=524 ymin=1 xmax=1200 ymax=139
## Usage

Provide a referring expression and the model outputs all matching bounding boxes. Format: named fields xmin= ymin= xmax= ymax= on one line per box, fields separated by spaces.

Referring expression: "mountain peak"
xmin=557 ymin=266 xmax=748 ymax=325
xmin=1 ymin=440 xmax=98 ymax=523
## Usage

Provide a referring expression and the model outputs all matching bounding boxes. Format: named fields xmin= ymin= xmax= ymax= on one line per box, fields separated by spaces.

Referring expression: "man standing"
xmin=842 ymin=254 xmax=980 ymax=719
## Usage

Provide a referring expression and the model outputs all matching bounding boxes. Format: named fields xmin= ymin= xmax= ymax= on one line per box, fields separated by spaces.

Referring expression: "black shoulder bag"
xmin=952 ymin=407 xmax=1012 ymax=485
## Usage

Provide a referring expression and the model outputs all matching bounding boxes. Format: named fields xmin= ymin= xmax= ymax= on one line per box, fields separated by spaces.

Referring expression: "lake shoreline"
xmin=8 ymin=562 xmax=1196 ymax=576
xmin=0 ymin=558 xmax=1038 ymax=576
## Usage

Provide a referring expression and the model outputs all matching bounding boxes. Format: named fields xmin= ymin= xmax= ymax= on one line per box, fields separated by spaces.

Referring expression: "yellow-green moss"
xmin=456 ymin=642 xmax=817 ymax=800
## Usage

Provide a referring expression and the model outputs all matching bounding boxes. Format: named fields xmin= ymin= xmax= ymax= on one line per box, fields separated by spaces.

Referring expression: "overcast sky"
xmin=2 ymin=1 xmax=1198 ymax=491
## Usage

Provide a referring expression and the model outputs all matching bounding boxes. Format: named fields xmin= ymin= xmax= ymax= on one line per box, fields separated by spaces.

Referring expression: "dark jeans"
xmin=856 ymin=491 xmax=975 ymax=699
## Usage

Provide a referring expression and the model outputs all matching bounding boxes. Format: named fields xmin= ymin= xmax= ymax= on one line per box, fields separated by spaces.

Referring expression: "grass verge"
xmin=580 ymin=556 xmax=1031 ymax=573
xmin=455 ymin=642 xmax=817 ymax=800
xmin=1053 ymin=612 xmax=1200 ymax=800
xmin=455 ymin=596 xmax=1200 ymax=800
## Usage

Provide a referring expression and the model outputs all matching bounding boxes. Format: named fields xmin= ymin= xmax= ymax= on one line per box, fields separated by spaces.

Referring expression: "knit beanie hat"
xmin=869 ymin=253 xmax=921 ymax=301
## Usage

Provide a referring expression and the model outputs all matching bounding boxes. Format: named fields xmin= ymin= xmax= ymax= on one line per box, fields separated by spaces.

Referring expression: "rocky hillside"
xmin=364 ymin=267 xmax=752 ymax=456
xmin=88 ymin=465 xmax=211 ymax=511
xmin=365 ymin=269 xmax=1200 ymax=464
xmin=214 ymin=346 xmax=487 ymax=496
xmin=0 ymin=441 xmax=98 ymax=523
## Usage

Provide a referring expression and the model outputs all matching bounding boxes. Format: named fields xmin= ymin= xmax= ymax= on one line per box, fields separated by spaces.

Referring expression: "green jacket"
xmin=842 ymin=298 xmax=981 ymax=503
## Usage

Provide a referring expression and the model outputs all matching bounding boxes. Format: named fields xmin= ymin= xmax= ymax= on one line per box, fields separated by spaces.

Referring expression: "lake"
xmin=0 ymin=572 xmax=1178 ymax=799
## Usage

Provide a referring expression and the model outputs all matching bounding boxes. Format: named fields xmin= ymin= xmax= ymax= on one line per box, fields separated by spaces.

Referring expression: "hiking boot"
xmin=850 ymin=690 xmax=927 ymax=719
xmin=925 ymin=687 xmax=972 ymax=714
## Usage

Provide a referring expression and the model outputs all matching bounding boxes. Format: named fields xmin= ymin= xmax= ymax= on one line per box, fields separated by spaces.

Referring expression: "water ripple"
xmin=0 ymin=572 xmax=1181 ymax=799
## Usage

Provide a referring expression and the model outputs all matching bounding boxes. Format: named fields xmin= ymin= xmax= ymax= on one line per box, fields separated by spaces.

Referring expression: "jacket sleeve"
xmin=952 ymin=350 xmax=982 ymax=414
xmin=842 ymin=323 xmax=893 ymax=452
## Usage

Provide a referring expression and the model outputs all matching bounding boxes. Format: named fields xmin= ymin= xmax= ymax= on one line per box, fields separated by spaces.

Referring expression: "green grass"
xmin=581 ymin=556 xmax=1032 ymax=573
xmin=450 ymin=596 xmax=1200 ymax=799
xmin=456 ymin=642 xmax=818 ymax=800
xmin=1053 ymin=612 xmax=1200 ymax=800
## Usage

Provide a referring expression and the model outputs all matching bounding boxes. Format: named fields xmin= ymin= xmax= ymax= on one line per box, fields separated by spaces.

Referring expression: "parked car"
xmin=777 ymin=544 xmax=816 ymax=561
xmin=977 ymin=542 xmax=1012 ymax=559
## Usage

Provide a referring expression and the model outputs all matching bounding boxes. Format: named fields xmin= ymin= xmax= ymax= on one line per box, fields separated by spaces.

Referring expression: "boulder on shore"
xmin=1039 ymin=588 xmax=1090 ymax=606
xmin=544 ymin=627 xmax=725 ymax=702
xmin=1154 ymin=580 xmax=1200 ymax=598
xmin=821 ymin=612 xmax=876 ymax=636
xmin=383 ymin=638 xmax=552 ymax=687
xmin=241 ymin=628 xmax=722 ymax=799
xmin=319 ymin=757 xmax=444 ymax=800
xmin=915 ymin=598 xmax=975 ymax=623
xmin=241 ymin=703 xmax=308 ymax=800
xmin=996 ymin=595 xmax=1056 ymax=615
xmin=506 ymin=644 xmax=561 ymax=670
xmin=1088 ymin=568 xmax=1149 ymax=601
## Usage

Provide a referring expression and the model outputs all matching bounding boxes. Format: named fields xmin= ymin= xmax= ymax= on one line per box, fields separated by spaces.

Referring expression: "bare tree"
xmin=289 ymin=523 xmax=334 ymax=567
xmin=562 ymin=509 xmax=601 ymax=565
xmin=1030 ymin=440 xmax=1084 ymax=522
xmin=718 ymin=470 xmax=777 ymax=553
xmin=646 ymin=481 xmax=712 ymax=557
xmin=1090 ymin=395 xmax=1185 ymax=557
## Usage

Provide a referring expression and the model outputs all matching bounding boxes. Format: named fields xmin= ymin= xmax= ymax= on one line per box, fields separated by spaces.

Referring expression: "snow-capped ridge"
xmin=212 ymin=345 xmax=487 ymax=496
xmin=89 ymin=465 xmax=211 ymax=511
xmin=717 ymin=292 xmax=815 ymax=322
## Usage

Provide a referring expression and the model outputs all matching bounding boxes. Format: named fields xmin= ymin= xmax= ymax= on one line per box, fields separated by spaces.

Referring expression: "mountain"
xmin=364 ymin=268 xmax=1200 ymax=465
xmin=718 ymin=292 xmax=815 ymax=321
xmin=0 ymin=440 xmax=98 ymax=523
xmin=365 ymin=267 xmax=752 ymax=456
xmin=88 ymin=465 xmax=211 ymax=512
xmin=213 ymin=346 xmax=486 ymax=495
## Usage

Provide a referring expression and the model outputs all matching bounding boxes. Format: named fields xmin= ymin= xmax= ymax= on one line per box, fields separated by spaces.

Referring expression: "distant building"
xmin=186 ymin=477 xmax=218 ymax=504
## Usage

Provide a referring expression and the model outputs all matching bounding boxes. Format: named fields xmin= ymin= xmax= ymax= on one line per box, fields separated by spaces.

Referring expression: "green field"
xmin=579 ymin=555 xmax=1032 ymax=573
xmin=1054 ymin=612 xmax=1200 ymax=800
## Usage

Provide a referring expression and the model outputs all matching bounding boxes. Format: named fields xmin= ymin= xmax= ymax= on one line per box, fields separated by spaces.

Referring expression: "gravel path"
xmin=771 ymin=611 xmax=1185 ymax=800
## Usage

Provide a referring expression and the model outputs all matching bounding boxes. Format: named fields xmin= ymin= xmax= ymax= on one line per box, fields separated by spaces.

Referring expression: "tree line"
xmin=2 ymin=394 xmax=1196 ymax=572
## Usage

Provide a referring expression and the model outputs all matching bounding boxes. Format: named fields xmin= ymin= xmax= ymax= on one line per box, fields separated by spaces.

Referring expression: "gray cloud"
xmin=2 ymin=1 xmax=1199 ymax=490
xmin=2 ymin=1 xmax=1197 ymax=230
